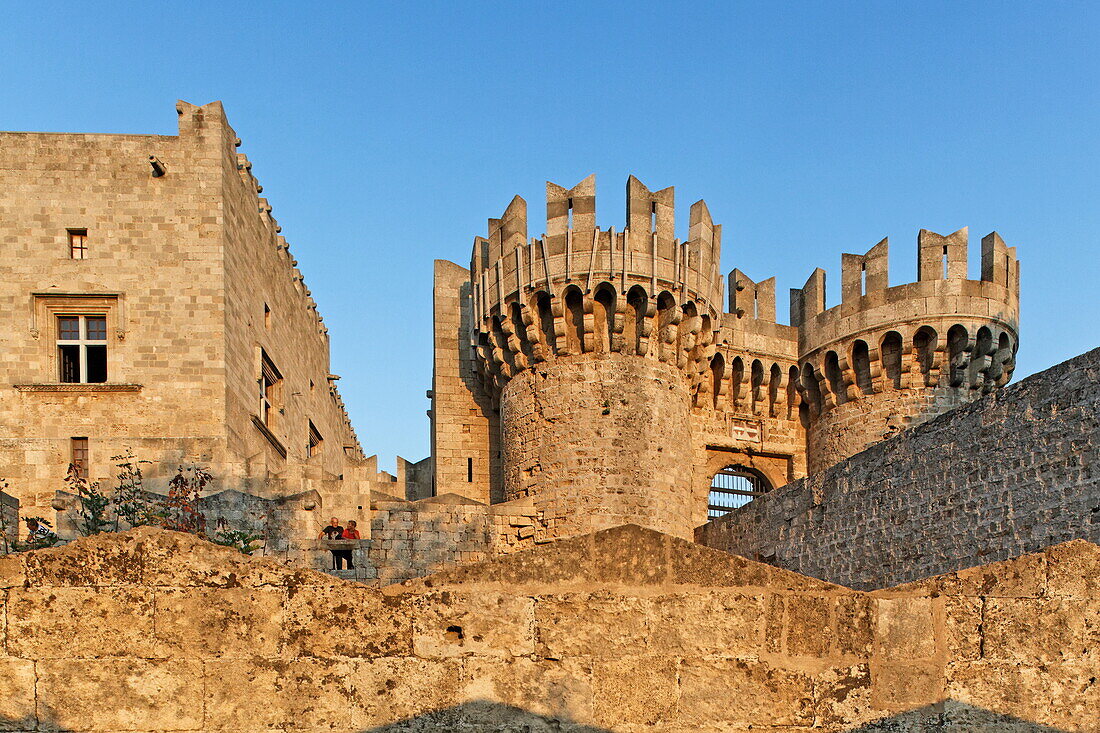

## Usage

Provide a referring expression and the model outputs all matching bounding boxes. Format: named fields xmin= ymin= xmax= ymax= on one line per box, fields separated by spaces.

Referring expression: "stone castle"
xmin=429 ymin=175 xmax=1020 ymax=542
xmin=0 ymin=99 xmax=1034 ymax=579
xmin=0 ymin=100 xmax=1097 ymax=731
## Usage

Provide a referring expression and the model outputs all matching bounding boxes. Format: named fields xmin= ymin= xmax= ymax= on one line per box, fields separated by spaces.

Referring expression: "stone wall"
xmin=0 ymin=100 xmax=364 ymax=529
xmin=0 ymin=525 xmax=1094 ymax=731
xmin=367 ymin=492 xmax=545 ymax=585
xmin=697 ymin=346 xmax=1100 ymax=590
xmin=501 ymin=353 xmax=697 ymax=539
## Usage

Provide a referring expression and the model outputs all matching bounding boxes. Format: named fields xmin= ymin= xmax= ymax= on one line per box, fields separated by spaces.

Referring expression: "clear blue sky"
xmin=3 ymin=3 xmax=1098 ymax=469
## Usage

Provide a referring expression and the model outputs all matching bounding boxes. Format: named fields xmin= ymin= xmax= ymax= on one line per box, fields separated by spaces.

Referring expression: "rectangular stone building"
xmin=0 ymin=100 xmax=366 ymax=525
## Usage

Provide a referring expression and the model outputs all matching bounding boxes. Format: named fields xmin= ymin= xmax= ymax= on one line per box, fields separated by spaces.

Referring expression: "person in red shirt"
xmin=343 ymin=520 xmax=361 ymax=540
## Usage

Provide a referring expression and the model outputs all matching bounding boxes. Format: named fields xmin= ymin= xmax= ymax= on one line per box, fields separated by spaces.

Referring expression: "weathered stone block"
xmin=7 ymin=587 xmax=156 ymax=659
xmin=153 ymin=586 xmax=286 ymax=658
xmin=284 ymin=581 xmax=412 ymax=658
xmin=412 ymin=589 xmax=534 ymax=658
xmin=38 ymin=658 xmax=204 ymax=731
xmin=673 ymin=659 xmax=814 ymax=727
xmin=535 ymin=593 xmax=649 ymax=659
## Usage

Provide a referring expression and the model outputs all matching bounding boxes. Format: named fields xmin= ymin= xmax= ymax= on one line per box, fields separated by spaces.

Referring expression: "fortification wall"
xmin=0 ymin=526 xmax=1094 ymax=731
xmin=696 ymin=346 xmax=1100 ymax=589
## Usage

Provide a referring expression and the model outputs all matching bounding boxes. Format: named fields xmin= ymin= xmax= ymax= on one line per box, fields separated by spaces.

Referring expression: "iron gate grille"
xmin=708 ymin=468 xmax=768 ymax=519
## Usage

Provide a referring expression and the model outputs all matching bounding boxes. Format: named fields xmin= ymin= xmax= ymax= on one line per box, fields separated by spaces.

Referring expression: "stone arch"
xmin=592 ymin=283 xmax=616 ymax=353
xmin=531 ymin=291 xmax=557 ymax=356
xmin=786 ymin=364 xmax=800 ymax=420
xmin=947 ymin=324 xmax=969 ymax=388
xmin=851 ymin=339 xmax=872 ymax=395
xmin=824 ymin=350 xmax=847 ymax=405
xmin=490 ymin=315 xmax=515 ymax=375
xmin=913 ymin=326 xmax=938 ymax=387
xmin=680 ymin=301 xmax=700 ymax=366
xmin=707 ymin=464 xmax=773 ymax=519
xmin=710 ymin=352 xmax=725 ymax=410
xmin=750 ymin=359 xmax=765 ymax=413
xmin=730 ymin=356 xmax=745 ymax=411
xmin=970 ymin=325 xmax=994 ymax=390
xmin=624 ymin=285 xmax=648 ymax=356
xmin=992 ymin=331 xmax=1015 ymax=387
xmin=881 ymin=331 xmax=903 ymax=389
xmin=656 ymin=291 xmax=678 ymax=363
xmin=800 ymin=362 xmax=823 ymax=415
xmin=562 ymin=285 xmax=585 ymax=355
xmin=509 ymin=301 xmax=534 ymax=364
xmin=768 ymin=362 xmax=783 ymax=417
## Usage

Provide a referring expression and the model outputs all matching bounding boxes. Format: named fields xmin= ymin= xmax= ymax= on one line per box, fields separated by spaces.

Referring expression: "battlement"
xmin=471 ymin=176 xmax=724 ymax=336
xmin=788 ymin=228 xmax=1020 ymax=473
xmin=469 ymin=176 xmax=727 ymax=398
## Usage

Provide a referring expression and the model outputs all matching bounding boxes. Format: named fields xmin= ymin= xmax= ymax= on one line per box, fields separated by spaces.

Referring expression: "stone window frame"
xmin=15 ymin=293 xmax=141 ymax=392
xmin=307 ymin=420 xmax=323 ymax=459
xmin=251 ymin=347 xmax=288 ymax=459
xmin=67 ymin=229 xmax=88 ymax=260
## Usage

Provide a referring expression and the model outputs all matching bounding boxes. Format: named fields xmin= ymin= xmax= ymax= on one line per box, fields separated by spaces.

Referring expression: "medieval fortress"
xmin=0 ymin=99 xmax=1034 ymax=581
xmin=2 ymin=100 xmax=1100 ymax=733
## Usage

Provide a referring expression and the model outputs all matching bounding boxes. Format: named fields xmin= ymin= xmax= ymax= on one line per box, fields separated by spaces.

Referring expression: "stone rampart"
xmin=697 ymin=346 xmax=1100 ymax=589
xmin=0 ymin=525 xmax=1095 ymax=731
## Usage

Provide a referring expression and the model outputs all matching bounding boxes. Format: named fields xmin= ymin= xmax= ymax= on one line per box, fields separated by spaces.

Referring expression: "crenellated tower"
xmin=431 ymin=174 xmax=1022 ymax=544
xmin=790 ymin=228 xmax=1020 ymax=473
xmin=467 ymin=175 xmax=724 ymax=539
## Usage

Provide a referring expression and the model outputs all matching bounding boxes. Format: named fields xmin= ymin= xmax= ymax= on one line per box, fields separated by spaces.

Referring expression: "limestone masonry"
xmin=431 ymin=175 xmax=1019 ymax=542
xmin=1 ymin=99 xmax=1098 ymax=731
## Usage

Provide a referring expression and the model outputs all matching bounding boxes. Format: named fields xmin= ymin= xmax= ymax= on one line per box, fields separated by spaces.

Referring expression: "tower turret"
xmin=791 ymin=228 xmax=1020 ymax=473
xmin=468 ymin=176 xmax=723 ymax=539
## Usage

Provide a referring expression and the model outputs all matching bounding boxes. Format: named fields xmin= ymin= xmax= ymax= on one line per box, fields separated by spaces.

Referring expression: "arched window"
xmin=708 ymin=465 xmax=772 ymax=519
xmin=593 ymin=284 xmax=615 ymax=353
xmin=533 ymin=291 xmax=556 ymax=354
xmin=624 ymin=285 xmax=648 ymax=356
xmin=881 ymin=331 xmax=903 ymax=389
xmin=851 ymin=340 xmax=872 ymax=394
xmin=563 ymin=286 xmax=585 ymax=354
xmin=710 ymin=353 xmax=724 ymax=410
xmin=913 ymin=327 xmax=937 ymax=386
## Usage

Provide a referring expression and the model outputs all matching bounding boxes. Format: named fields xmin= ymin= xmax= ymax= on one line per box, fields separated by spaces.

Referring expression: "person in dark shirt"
xmin=318 ymin=517 xmax=343 ymax=569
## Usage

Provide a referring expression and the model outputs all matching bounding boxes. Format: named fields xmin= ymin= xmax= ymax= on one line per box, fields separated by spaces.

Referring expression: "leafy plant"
xmin=161 ymin=464 xmax=210 ymax=535
xmin=211 ymin=528 xmax=264 ymax=555
xmin=111 ymin=450 xmax=160 ymax=530
xmin=67 ymin=463 xmax=112 ymax=536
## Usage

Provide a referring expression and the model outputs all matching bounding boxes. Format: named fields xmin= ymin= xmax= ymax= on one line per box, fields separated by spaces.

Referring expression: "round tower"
xmin=792 ymin=228 xmax=1020 ymax=474
xmin=469 ymin=176 xmax=723 ymax=540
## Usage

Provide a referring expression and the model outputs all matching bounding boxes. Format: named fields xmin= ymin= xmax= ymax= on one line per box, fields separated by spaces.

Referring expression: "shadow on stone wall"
xmin=362 ymin=700 xmax=607 ymax=732
xmin=0 ymin=700 xmax=1073 ymax=732
xmin=358 ymin=700 xmax=1070 ymax=733
xmin=843 ymin=701 xmax=1070 ymax=731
